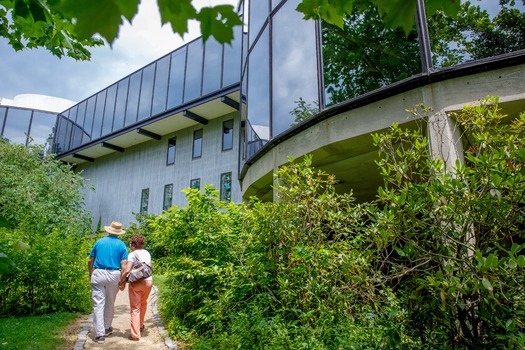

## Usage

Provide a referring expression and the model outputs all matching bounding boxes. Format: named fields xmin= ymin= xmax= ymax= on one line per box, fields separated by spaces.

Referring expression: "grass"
xmin=0 ymin=312 xmax=79 ymax=350
xmin=153 ymin=273 xmax=167 ymax=291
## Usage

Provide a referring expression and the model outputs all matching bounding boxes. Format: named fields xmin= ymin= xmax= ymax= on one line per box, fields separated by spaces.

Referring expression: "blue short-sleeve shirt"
xmin=90 ymin=235 xmax=128 ymax=269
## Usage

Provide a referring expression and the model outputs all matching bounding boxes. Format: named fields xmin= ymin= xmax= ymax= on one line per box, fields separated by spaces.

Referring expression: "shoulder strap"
xmin=131 ymin=251 xmax=143 ymax=263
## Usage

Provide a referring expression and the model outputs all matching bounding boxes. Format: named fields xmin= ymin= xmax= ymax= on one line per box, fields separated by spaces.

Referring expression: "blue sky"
xmin=0 ymin=0 xmax=237 ymax=104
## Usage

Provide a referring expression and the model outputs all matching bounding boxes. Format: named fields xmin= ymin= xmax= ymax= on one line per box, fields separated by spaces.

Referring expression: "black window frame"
xmin=167 ymin=137 xmax=177 ymax=165
xmin=140 ymin=188 xmax=149 ymax=214
xmin=222 ymin=119 xmax=234 ymax=151
xmin=163 ymin=184 xmax=173 ymax=211
xmin=192 ymin=128 xmax=203 ymax=159
xmin=190 ymin=178 xmax=201 ymax=190
xmin=220 ymin=172 xmax=232 ymax=202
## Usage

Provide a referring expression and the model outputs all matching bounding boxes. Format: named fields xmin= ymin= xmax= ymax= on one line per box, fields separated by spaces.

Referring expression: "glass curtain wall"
xmin=242 ymin=0 xmax=525 ymax=160
xmin=243 ymin=0 xmax=320 ymax=159
xmin=54 ymin=32 xmax=242 ymax=155
xmin=321 ymin=2 xmax=422 ymax=106
xmin=428 ymin=0 xmax=525 ymax=68
xmin=0 ymin=106 xmax=57 ymax=151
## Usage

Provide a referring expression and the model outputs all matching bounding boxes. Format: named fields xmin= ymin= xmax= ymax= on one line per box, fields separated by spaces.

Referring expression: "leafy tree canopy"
xmin=0 ymin=0 xmax=460 ymax=60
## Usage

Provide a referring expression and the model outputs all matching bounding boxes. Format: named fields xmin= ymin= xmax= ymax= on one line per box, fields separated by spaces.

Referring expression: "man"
xmin=88 ymin=221 xmax=128 ymax=344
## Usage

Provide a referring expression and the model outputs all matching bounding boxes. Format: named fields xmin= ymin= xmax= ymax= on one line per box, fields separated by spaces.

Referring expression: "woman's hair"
xmin=130 ymin=235 xmax=145 ymax=249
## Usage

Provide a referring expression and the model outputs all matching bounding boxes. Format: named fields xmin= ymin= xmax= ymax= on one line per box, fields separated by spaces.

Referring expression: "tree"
xmin=322 ymin=0 xmax=525 ymax=105
xmin=321 ymin=2 xmax=421 ymax=105
xmin=0 ymin=0 xmax=460 ymax=60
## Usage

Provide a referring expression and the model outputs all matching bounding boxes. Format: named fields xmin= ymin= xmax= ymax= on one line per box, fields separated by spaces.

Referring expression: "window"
xmin=222 ymin=119 xmax=234 ymax=151
xmin=190 ymin=178 xmax=200 ymax=190
xmin=167 ymin=137 xmax=176 ymax=165
xmin=163 ymin=184 xmax=173 ymax=211
xmin=192 ymin=129 xmax=203 ymax=159
xmin=140 ymin=188 xmax=149 ymax=214
xmin=220 ymin=172 xmax=232 ymax=202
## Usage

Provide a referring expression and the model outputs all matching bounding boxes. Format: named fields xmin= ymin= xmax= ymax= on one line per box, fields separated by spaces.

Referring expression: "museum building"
xmin=3 ymin=0 xmax=525 ymax=228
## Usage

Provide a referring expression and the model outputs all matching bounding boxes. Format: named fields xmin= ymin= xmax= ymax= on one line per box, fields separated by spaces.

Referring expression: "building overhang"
xmin=58 ymin=87 xmax=240 ymax=165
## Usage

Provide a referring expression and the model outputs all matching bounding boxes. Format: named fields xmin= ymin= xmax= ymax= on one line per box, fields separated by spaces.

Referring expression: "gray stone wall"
xmin=78 ymin=111 xmax=241 ymax=228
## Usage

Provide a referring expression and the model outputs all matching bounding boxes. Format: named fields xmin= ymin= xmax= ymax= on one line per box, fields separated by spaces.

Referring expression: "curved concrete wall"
xmin=240 ymin=63 xmax=525 ymax=202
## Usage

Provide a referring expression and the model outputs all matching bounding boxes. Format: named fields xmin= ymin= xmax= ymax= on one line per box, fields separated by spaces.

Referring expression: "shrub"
xmin=0 ymin=141 xmax=93 ymax=316
xmin=153 ymin=97 xmax=525 ymax=348
xmin=371 ymin=98 xmax=525 ymax=348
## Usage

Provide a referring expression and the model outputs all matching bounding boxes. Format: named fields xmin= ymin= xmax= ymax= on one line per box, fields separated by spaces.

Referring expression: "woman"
xmin=119 ymin=234 xmax=153 ymax=341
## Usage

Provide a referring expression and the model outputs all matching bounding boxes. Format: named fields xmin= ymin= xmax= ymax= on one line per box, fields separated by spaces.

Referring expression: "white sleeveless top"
xmin=128 ymin=249 xmax=153 ymax=281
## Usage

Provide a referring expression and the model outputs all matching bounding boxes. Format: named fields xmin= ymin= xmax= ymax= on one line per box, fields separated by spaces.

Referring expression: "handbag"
xmin=127 ymin=251 xmax=153 ymax=283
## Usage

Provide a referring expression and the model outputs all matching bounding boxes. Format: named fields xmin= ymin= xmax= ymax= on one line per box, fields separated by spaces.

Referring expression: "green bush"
xmin=150 ymin=97 xmax=525 ymax=349
xmin=0 ymin=226 xmax=92 ymax=315
xmin=153 ymin=161 xmax=415 ymax=349
xmin=0 ymin=141 xmax=93 ymax=316
xmin=371 ymin=98 xmax=525 ymax=348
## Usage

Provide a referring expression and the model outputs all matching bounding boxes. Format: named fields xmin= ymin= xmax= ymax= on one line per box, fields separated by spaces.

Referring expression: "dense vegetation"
xmin=1 ymin=96 xmax=524 ymax=348
xmin=0 ymin=141 xmax=93 ymax=316
xmin=144 ymin=97 xmax=525 ymax=349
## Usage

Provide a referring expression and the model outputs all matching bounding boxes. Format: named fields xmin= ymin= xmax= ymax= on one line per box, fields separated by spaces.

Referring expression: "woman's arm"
xmin=119 ymin=260 xmax=133 ymax=290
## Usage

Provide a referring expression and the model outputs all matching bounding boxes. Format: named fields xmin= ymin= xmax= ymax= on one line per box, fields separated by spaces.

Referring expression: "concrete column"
xmin=427 ymin=111 xmax=475 ymax=256
xmin=427 ymin=110 xmax=465 ymax=174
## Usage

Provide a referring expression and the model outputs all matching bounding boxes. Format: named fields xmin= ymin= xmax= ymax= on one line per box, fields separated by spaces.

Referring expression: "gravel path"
xmin=75 ymin=284 xmax=177 ymax=350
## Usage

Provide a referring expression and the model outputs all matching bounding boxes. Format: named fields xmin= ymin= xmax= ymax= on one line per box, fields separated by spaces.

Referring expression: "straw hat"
xmin=104 ymin=221 xmax=126 ymax=235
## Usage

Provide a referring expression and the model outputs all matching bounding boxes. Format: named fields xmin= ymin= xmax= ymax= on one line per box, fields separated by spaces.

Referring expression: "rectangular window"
xmin=222 ymin=119 xmax=234 ymax=151
xmin=220 ymin=172 xmax=232 ymax=202
xmin=167 ymin=137 xmax=176 ymax=165
xmin=163 ymin=184 xmax=173 ymax=211
xmin=190 ymin=178 xmax=200 ymax=190
xmin=140 ymin=188 xmax=149 ymax=214
xmin=192 ymin=129 xmax=203 ymax=159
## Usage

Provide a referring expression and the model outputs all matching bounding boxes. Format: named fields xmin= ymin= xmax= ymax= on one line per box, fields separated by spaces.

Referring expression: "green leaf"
xmin=114 ymin=0 xmax=140 ymax=22
xmin=425 ymin=0 xmax=461 ymax=18
xmin=197 ymin=5 xmax=241 ymax=43
xmin=296 ymin=0 xmax=351 ymax=29
xmin=508 ymin=258 xmax=517 ymax=269
xmin=13 ymin=241 xmax=31 ymax=250
xmin=517 ymin=255 xmax=525 ymax=268
xmin=0 ymin=216 xmax=10 ymax=228
xmin=158 ymin=0 xmax=197 ymax=37
xmin=375 ymin=0 xmax=417 ymax=36
xmin=0 ymin=253 xmax=13 ymax=274
xmin=29 ymin=1 xmax=47 ymax=22
xmin=481 ymin=278 xmax=493 ymax=291
xmin=57 ymin=0 xmax=124 ymax=43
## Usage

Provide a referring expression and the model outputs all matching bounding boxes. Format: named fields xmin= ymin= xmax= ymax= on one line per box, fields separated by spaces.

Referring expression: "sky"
xmin=0 ymin=0 xmax=238 ymax=104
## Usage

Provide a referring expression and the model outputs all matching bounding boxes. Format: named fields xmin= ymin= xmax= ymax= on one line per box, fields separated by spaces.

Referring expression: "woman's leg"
xmin=128 ymin=282 xmax=142 ymax=339
xmin=139 ymin=280 xmax=153 ymax=329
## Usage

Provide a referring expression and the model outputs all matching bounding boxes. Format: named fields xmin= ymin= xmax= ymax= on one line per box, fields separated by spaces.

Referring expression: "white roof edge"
xmin=0 ymin=94 xmax=76 ymax=113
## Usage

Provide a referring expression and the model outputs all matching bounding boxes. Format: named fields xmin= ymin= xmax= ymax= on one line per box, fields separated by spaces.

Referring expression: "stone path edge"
xmin=74 ymin=285 xmax=178 ymax=350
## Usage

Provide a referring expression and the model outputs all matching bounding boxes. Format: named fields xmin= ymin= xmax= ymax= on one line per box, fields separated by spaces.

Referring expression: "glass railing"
xmin=54 ymin=26 xmax=242 ymax=155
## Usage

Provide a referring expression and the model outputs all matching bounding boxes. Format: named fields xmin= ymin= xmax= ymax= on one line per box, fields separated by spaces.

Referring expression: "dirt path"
xmin=76 ymin=284 xmax=176 ymax=350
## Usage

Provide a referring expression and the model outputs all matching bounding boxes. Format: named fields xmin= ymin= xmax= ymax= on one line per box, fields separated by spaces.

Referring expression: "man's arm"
xmin=88 ymin=256 xmax=95 ymax=277
xmin=119 ymin=260 xmax=132 ymax=290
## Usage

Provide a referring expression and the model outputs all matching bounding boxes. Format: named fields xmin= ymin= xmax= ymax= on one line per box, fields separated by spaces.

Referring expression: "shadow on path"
xmin=75 ymin=284 xmax=176 ymax=350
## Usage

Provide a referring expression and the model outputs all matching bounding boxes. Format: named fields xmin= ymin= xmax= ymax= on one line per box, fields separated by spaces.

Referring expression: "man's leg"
xmin=103 ymin=270 xmax=121 ymax=329
xmin=91 ymin=270 xmax=106 ymax=338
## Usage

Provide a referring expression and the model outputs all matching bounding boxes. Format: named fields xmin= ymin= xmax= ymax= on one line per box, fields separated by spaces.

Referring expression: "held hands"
xmin=118 ymin=280 xmax=126 ymax=291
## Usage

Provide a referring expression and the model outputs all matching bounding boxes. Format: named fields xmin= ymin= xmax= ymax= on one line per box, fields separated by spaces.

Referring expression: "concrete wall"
xmin=77 ymin=111 xmax=241 ymax=228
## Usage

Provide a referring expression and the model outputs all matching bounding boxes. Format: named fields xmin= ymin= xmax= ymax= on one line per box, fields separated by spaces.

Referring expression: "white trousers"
xmin=90 ymin=269 xmax=120 ymax=337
